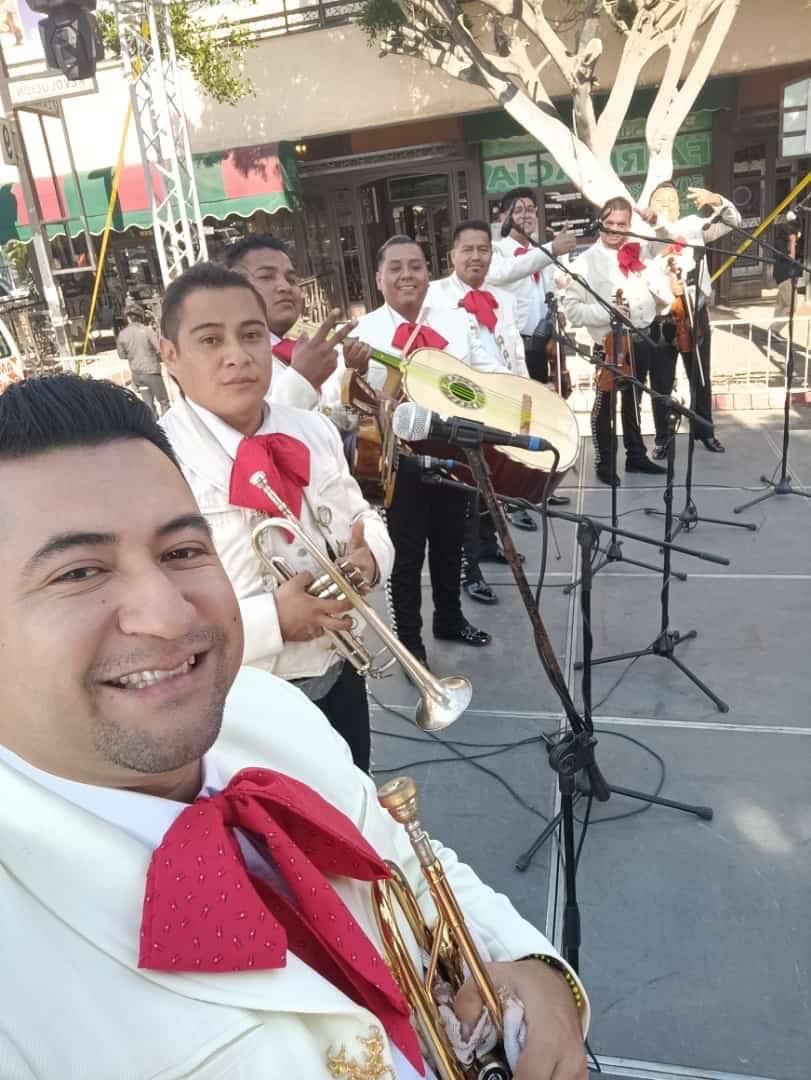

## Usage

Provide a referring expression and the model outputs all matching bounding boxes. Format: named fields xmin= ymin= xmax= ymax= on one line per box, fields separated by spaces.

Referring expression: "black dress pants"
xmin=649 ymin=336 xmax=679 ymax=445
xmin=648 ymin=318 xmax=714 ymax=441
xmin=523 ymin=341 xmax=550 ymax=384
xmin=313 ymin=660 xmax=371 ymax=773
xmin=463 ymin=492 xmax=499 ymax=577
xmin=591 ymin=337 xmax=653 ymax=466
xmin=386 ymin=464 xmax=466 ymax=654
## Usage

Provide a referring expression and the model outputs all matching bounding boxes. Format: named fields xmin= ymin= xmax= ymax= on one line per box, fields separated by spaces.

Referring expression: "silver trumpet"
xmin=248 ymin=470 xmax=472 ymax=732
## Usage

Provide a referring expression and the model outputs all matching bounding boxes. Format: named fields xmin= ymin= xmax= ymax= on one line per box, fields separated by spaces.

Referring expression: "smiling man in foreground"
xmin=0 ymin=374 xmax=588 ymax=1079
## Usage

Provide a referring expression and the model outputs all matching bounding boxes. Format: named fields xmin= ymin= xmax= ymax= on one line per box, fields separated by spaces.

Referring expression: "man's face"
xmin=649 ymin=187 xmax=681 ymax=224
xmin=376 ymin=242 xmax=430 ymax=314
xmin=161 ymin=286 xmax=272 ymax=435
xmin=504 ymin=197 xmax=538 ymax=239
xmin=232 ymin=248 xmax=303 ymax=335
xmin=0 ymin=439 xmax=243 ymax=792
xmin=600 ymin=208 xmax=631 ymax=250
xmin=450 ymin=228 xmax=492 ymax=289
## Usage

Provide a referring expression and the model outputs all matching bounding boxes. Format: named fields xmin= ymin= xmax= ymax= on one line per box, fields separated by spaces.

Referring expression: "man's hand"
xmin=550 ymin=229 xmax=578 ymax=257
xmin=455 ymin=959 xmax=586 ymax=1080
xmin=637 ymin=206 xmax=658 ymax=225
xmin=292 ymin=310 xmax=357 ymax=391
xmin=343 ymin=338 xmax=372 ymax=374
xmin=687 ymin=187 xmax=722 ymax=211
xmin=276 ymin=570 xmax=354 ymax=642
xmin=338 ymin=520 xmax=378 ymax=592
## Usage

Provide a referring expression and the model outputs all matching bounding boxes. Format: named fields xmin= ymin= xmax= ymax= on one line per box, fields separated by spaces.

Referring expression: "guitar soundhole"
xmin=439 ymin=374 xmax=485 ymax=410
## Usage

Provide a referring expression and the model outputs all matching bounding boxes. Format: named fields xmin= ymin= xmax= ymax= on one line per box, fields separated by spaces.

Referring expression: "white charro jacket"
xmin=160 ymin=396 xmax=393 ymax=681
xmin=0 ymin=668 xmax=589 ymax=1079
xmin=426 ymin=274 xmax=529 ymax=378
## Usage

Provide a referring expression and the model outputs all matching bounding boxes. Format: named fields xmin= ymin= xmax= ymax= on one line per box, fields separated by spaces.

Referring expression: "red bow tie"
xmin=140 ymin=768 xmax=423 ymax=1073
xmin=514 ymin=246 xmax=540 ymax=283
xmin=272 ymin=338 xmax=294 ymax=365
xmin=661 ymin=236 xmax=687 ymax=257
xmin=229 ymin=433 xmax=310 ymax=523
xmin=460 ymin=289 xmax=499 ymax=332
xmin=617 ymin=242 xmax=646 ymax=276
xmin=391 ymin=322 xmax=448 ymax=357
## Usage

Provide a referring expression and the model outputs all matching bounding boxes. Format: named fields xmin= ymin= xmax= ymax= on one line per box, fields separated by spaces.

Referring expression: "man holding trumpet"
xmin=158 ymin=261 xmax=393 ymax=772
xmin=0 ymin=373 xmax=588 ymax=1079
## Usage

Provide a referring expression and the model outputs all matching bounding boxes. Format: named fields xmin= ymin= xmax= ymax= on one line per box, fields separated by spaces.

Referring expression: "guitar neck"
xmin=367 ymin=345 xmax=403 ymax=371
xmin=294 ymin=320 xmax=403 ymax=372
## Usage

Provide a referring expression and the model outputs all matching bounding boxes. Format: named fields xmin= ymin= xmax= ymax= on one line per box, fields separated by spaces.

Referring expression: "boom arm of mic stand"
xmin=719 ymin=221 xmax=811 ymax=275
xmin=462 ymin=445 xmax=610 ymax=803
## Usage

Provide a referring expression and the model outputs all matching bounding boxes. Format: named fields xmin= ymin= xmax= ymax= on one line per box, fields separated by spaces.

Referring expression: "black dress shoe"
xmin=596 ymin=467 xmax=621 ymax=486
xmin=464 ymin=578 xmax=499 ymax=605
xmin=509 ymin=508 xmax=537 ymax=531
xmin=625 ymin=456 xmax=667 ymax=475
xmin=652 ymin=442 xmax=668 ymax=460
xmin=546 ymin=493 xmax=570 ymax=506
xmin=478 ymin=546 xmax=526 ymax=565
xmin=700 ymin=436 xmax=725 ymax=453
xmin=433 ymin=619 xmax=492 ymax=647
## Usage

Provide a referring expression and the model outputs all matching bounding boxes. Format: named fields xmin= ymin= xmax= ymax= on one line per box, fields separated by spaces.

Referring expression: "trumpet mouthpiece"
xmin=377 ymin=776 xmax=419 ymax=825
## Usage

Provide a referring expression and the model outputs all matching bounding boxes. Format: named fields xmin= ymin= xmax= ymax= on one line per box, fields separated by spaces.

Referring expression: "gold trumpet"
xmin=248 ymin=471 xmax=472 ymax=732
xmin=375 ymin=776 xmax=511 ymax=1080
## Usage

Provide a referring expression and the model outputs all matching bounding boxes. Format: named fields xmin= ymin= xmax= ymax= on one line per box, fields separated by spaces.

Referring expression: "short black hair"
xmin=223 ymin=233 xmax=288 ymax=269
xmin=500 ymin=187 xmax=537 ymax=213
xmin=452 ymin=219 xmax=492 ymax=246
xmin=160 ymin=261 xmax=268 ymax=344
xmin=599 ymin=195 xmax=633 ymax=220
xmin=376 ymin=234 xmax=424 ymax=268
xmin=0 ymin=374 xmax=180 ymax=470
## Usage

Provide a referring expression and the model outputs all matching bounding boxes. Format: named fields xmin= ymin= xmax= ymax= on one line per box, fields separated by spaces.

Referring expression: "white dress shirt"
xmin=653 ymin=196 xmax=742 ymax=306
xmin=426 ymin=273 xmax=529 ymax=377
xmin=487 ymin=235 xmax=557 ymax=335
xmin=0 ymin=739 xmax=429 ymax=1080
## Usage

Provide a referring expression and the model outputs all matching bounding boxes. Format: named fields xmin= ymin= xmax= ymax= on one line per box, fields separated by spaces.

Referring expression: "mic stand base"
xmin=734 ymin=473 xmax=811 ymax=513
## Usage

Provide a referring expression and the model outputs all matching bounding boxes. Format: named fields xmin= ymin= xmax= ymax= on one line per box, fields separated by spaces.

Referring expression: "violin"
xmin=666 ymin=256 xmax=693 ymax=353
xmin=543 ymin=291 xmax=572 ymax=399
xmin=596 ymin=289 xmax=635 ymax=392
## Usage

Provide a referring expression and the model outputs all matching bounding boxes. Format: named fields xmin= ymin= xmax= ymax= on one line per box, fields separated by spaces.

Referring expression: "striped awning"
xmin=0 ymin=141 xmax=300 ymax=243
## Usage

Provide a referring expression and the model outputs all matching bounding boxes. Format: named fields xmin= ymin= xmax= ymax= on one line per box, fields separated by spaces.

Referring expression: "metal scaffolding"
xmin=115 ymin=0 xmax=207 ymax=284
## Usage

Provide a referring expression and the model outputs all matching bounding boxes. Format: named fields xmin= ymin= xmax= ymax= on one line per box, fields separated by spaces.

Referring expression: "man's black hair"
xmin=160 ymin=261 xmax=268 ymax=345
xmin=451 ymin=219 xmax=492 ymax=246
xmin=376 ymin=234 xmax=424 ymax=268
xmin=599 ymin=195 xmax=633 ymax=221
xmin=499 ymin=187 xmax=537 ymax=214
xmin=223 ymin=233 xmax=288 ymax=269
xmin=0 ymin=374 xmax=180 ymax=469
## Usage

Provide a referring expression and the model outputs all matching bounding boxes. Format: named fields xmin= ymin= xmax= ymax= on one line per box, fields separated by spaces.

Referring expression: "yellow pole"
xmin=78 ymin=104 xmax=133 ymax=368
xmin=710 ymin=170 xmax=811 ymax=283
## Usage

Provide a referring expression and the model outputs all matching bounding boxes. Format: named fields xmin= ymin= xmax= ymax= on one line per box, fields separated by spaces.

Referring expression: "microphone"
xmin=396 ymin=452 xmax=458 ymax=473
xmin=702 ymin=204 xmax=732 ymax=231
xmin=500 ymin=214 xmax=516 ymax=239
xmin=392 ymin=402 xmax=557 ymax=453
xmin=581 ymin=218 xmax=602 ymax=237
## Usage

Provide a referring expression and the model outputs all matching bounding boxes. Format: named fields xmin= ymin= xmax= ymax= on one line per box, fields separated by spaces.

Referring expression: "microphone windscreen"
xmin=392 ymin=402 xmax=433 ymax=442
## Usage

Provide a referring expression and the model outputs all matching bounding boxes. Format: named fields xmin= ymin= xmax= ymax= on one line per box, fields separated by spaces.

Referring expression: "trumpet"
xmin=375 ymin=776 xmax=510 ymax=1079
xmin=248 ymin=471 xmax=472 ymax=733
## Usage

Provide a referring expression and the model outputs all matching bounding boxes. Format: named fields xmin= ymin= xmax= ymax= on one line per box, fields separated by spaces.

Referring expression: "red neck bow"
xmin=271 ymin=338 xmax=294 ymax=365
xmin=140 ymin=768 xmax=423 ymax=1073
xmin=661 ymin=236 xmax=687 ymax=257
xmin=617 ymin=242 xmax=646 ymax=276
xmin=391 ymin=322 xmax=448 ymax=357
xmin=460 ymin=289 xmax=499 ymax=332
xmin=229 ymin=433 xmax=310 ymax=522
xmin=514 ymin=246 xmax=540 ymax=283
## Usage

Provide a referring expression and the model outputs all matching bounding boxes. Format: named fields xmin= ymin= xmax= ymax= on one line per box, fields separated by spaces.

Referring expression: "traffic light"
xmin=27 ymin=1 xmax=103 ymax=81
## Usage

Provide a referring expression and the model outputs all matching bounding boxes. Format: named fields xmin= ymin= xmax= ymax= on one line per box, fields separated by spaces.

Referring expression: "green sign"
xmin=484 ymin=131 xmax=712 ymax=195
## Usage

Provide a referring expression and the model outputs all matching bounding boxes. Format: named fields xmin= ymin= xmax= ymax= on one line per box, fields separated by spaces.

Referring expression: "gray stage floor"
xmin=368 ymin=408 xmax=811 ymax=1080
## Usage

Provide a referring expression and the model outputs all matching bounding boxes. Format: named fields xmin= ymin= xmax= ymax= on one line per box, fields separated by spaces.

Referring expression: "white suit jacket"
xmin=160 ymin=397 xmax=393 ymax=681
xmin=487 ymin=236 xmax=557 ymax=335
xmin=426 ymin=275 xmax=529 ymax=377
xmin=353 ymin=302 xmax=489 ymax=390
xmin=652 ymin=196 xmax=742 ymax=304
xmin=269 ymin=333 xmax=346 ymax=413
xmin=561 ymin=238 xmax=673 ymax=344
xmin=0 ymin=667 xmax=588 ymax=1079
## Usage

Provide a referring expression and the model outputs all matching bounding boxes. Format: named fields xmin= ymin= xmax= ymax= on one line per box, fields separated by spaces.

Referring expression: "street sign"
xmin=8 ymin=72 xmax=97 ymax=107
xmin=0 ymin=117 xmax=18 ymax=166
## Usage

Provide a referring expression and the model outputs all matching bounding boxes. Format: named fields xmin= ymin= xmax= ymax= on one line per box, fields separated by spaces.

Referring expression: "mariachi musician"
xmin=561 ymin=196 xmax=671 ymax=486
xmin=646 ymin=184 xmax=742 ymax=455
xmin=159 ymin=262 xmax=394 ymax=774
xmin=0 ymin=373 xmax=590 ymax=1080
xmin=426 ymin=219 xmax=568 ymax=607
xmin=225 ymin=233 xmax=372 ymax=412
xmin=354 ymin=235 xmax=493 ymax=665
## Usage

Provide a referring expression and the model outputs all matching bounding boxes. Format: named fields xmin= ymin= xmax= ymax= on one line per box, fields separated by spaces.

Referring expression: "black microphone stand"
xmin=452 ymin=444 xmax=714 ymax=976
xmin=725 ymin=222 xmax=811 ymax=513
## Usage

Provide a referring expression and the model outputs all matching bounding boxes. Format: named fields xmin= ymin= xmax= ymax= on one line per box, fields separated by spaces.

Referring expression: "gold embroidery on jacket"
xmin=326 ymin=1026 xmax=396 ymax=1079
